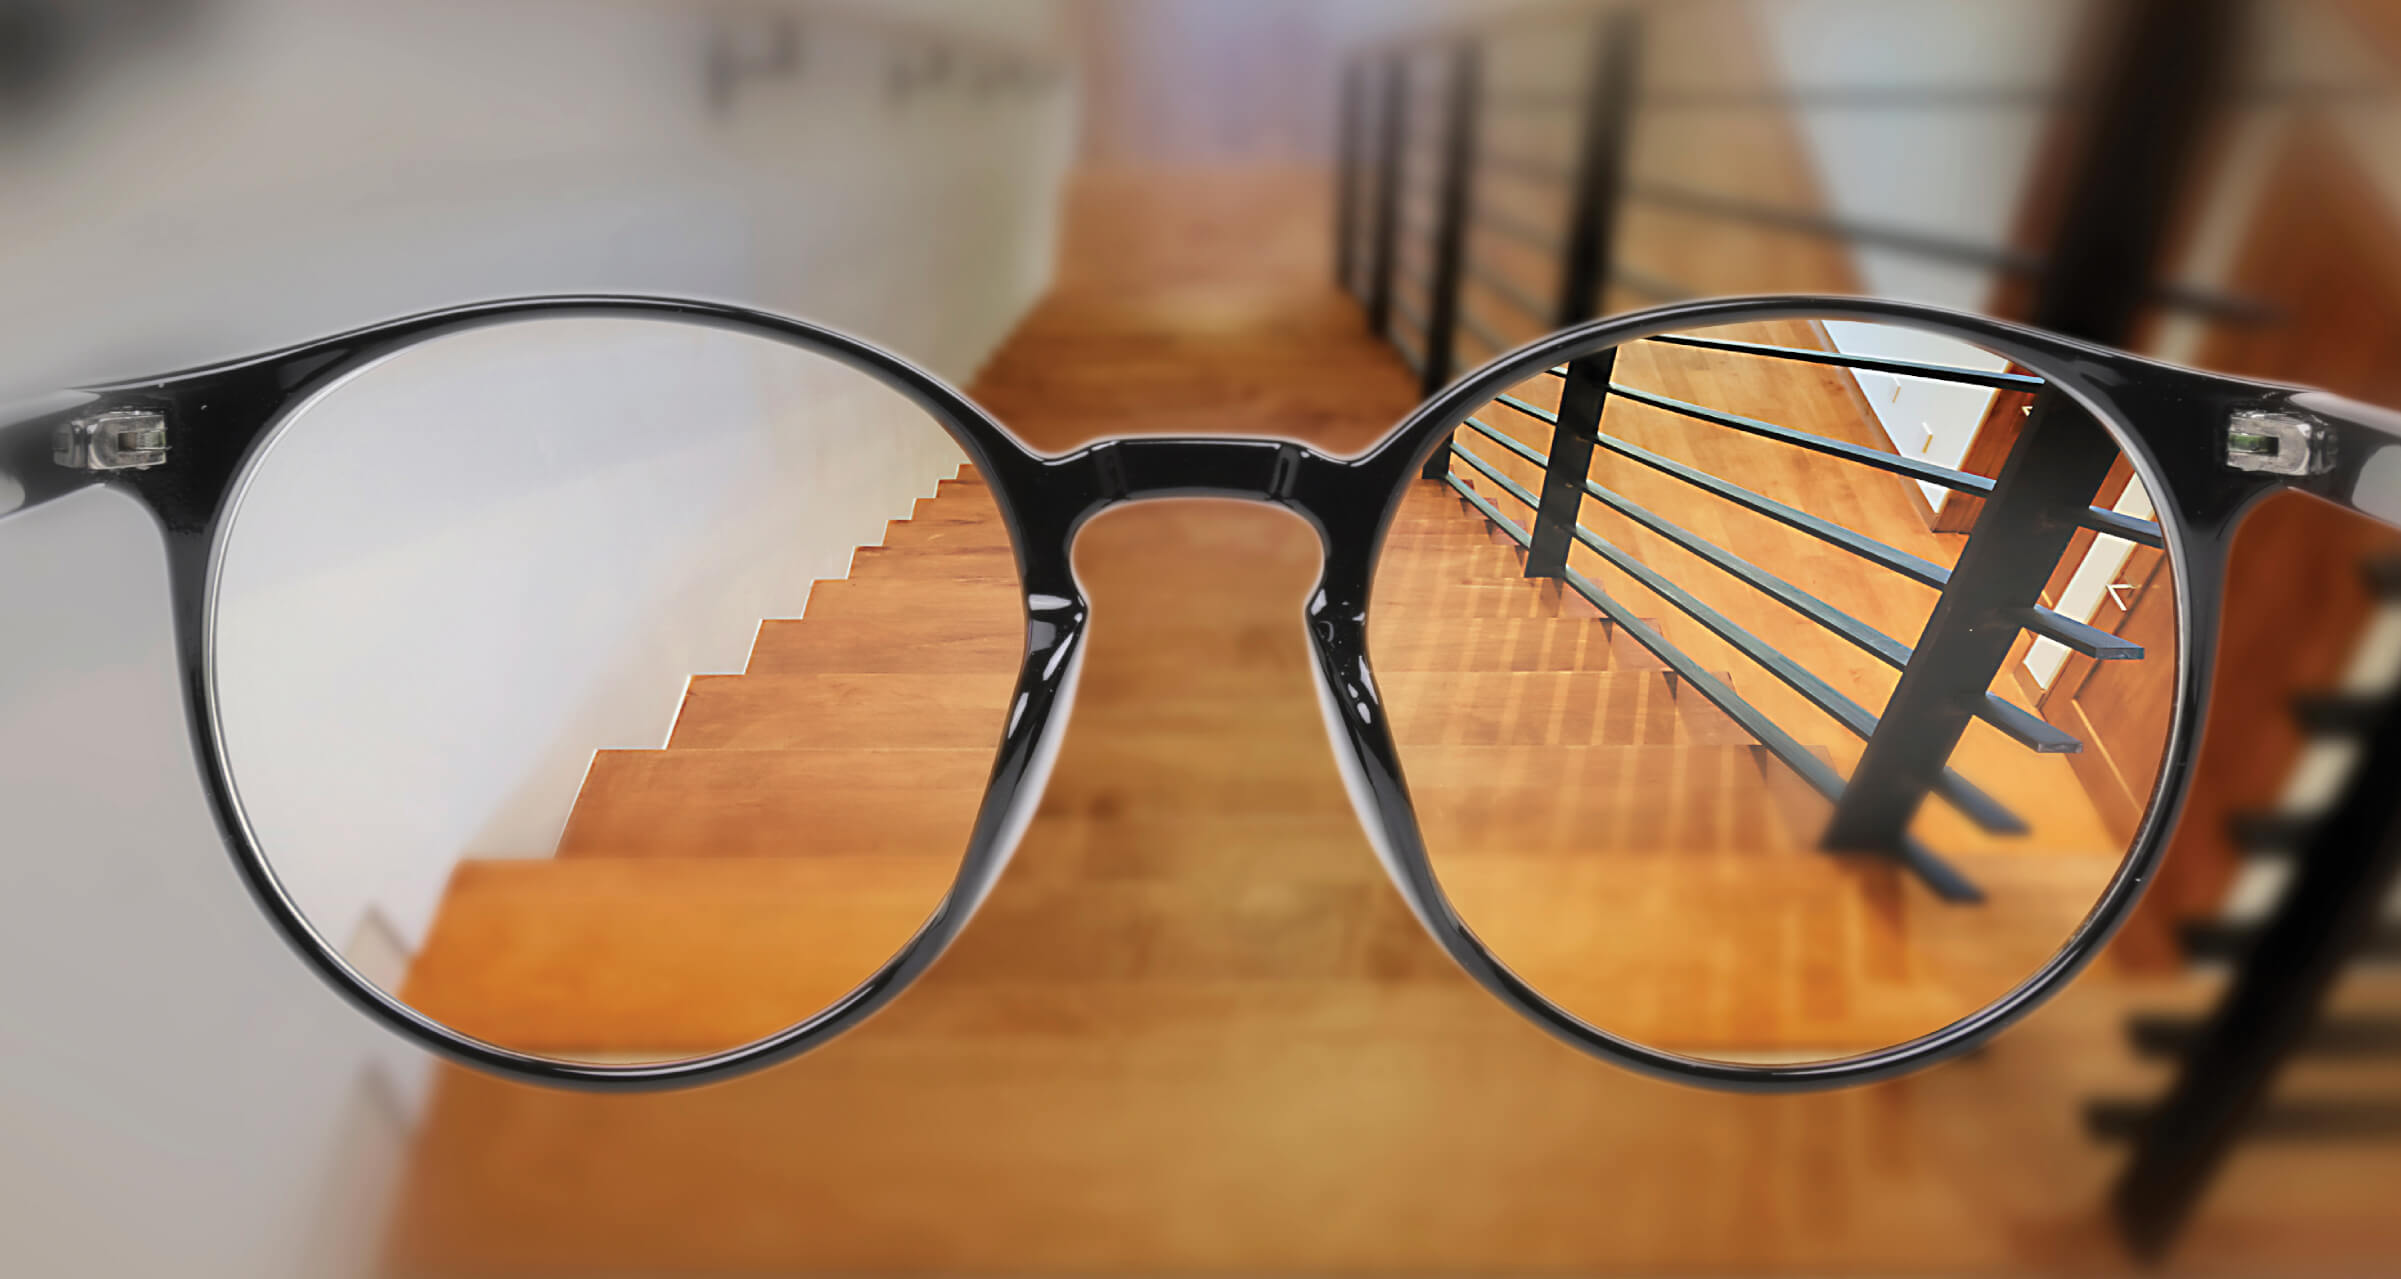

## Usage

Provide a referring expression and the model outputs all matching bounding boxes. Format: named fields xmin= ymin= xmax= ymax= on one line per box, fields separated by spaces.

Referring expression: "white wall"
xmin=1750 ymin=0 xmax=2082 ymax=512
xmin=2015 ymin=0 xmax=2391 ymax=692
xmin=1749 ymin=0 xmax=2084 ymax=310
xmin=0 ymin=0 xmax=1077 ymax=393
xmin=211 ymin=321 xmax=967 ymax=964
xmin=0 ymin=491 xmax=433 ymax=1279
xmin=1819 ymin=320 xmax=2011 ymax=514
xmin=0 ymin=2 xmax=1072 ymax=1275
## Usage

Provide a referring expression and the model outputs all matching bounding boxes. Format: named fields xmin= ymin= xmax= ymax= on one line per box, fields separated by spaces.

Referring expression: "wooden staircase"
xmin=1373 ymin=478 xmax=2001 ymax=1050
xmin=1377 ymin=478 xmax=1809 ymax=848
xmin=396 ymin=467 xmax=1020 ymax=1062
xmin=385 ymin=171 xmax=2334 ymax=1279
xmin=393 ymin=447 xmax=1864 ymax=1063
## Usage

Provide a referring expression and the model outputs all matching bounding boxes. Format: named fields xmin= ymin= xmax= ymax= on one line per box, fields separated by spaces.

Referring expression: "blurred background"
xmin=2 ymin=0 xmax=2398 ymax=1275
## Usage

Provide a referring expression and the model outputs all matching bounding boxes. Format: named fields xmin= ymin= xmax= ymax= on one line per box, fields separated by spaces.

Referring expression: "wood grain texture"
xmin=382 ymin=168 xmax=2400 ymax=1277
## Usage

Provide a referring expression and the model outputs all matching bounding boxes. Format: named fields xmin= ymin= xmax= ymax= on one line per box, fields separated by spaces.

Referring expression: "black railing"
xmin=1333 ymin=1 xmax=2271 ymax=373
xmin=1342 ymin=0 xmax=2401 ymax=1256
xmin=1334 ymin=0 xmax=2243 ymax=898
xmin=1432 ymin=330 xmax=2163 ymax=900
xmin=2091 ymin=668 xmax=2401 ymax=1259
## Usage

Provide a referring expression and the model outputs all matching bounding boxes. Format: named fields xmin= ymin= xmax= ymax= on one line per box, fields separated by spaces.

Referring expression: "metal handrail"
xmin=1443 ymin=441 xmax=1983 ymax=901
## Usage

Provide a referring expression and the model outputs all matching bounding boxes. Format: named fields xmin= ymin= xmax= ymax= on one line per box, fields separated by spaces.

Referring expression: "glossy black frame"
xmin=9 ymin=292 xmax=2398 ymax=1094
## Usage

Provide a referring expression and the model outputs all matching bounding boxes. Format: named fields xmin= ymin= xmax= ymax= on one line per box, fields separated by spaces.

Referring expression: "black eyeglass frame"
xmin=8 ymin=291 xmax=2395 ymax=1094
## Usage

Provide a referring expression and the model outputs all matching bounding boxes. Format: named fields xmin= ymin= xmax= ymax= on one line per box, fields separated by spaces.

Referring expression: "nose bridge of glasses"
xmin=1081 ymin=436 xmax=1319 ymax=506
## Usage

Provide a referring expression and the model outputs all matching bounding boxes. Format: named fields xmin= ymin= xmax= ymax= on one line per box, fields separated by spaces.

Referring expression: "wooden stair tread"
xmin=668 ymin=673 xmax=1018 ymax=749
xmin=903 ymin=502 xmax=1000 ymax=526
xmin=849 ymin=545 xmax=1017 ymax=583
xmin=1401 ymin=744 xmax=1791 ymax=853
xmin=746 ymin=617 xmax=1023 ymax=675
xmin=799 ymin=576 xmax=1021 ymax=621
xmin=881 ymin=519 xmax=1012 ymax=550
xmin=560 ymin=747 xmax=993 ymax=856
xmin=1370 ymin=578 xmax=1603 ymax=620
xmin=400 ymin=856 xmax=959 ymax=1056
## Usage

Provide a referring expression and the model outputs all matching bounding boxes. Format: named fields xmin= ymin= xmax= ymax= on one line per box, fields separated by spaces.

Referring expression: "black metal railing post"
xmin=1820 ymin=0 xmax=2239 ymax=856
xmin=1819 ymin=395 xmax=2122 ymax=851
xmin=2110 ymin=697 xmax=2401 ymax=1259
xmin=1555 ymin=8 xmax=1643 ymax=326
xmin=1419 ymin=39 xmax=1483 ymax=480
xmin=1526 ymin=352 xmax=1613 ymax=576
xmin=1364 ymin=54 xmax=1408 ymax=340
xmin=1422 ymin=40 xmax=1483 ymax=393
xmin=2025 ymin=0 xmax=2246 ymax=343
xmin=1335 ymin=58 xmax=1367 ymax=294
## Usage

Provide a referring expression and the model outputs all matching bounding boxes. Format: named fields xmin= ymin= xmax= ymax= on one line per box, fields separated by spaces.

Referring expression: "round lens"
xmin=1375 ymin=314 xmax=2178 ymax=1066
xmin=210 ymin=315 xmax=1021 ymax=1066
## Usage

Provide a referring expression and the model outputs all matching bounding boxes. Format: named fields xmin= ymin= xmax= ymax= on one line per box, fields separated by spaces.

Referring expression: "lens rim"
xmin=1330 ymin=293 xmax=2257 ymax=1090
xmin=167 ymin=297 xmax=1075 ymax=1090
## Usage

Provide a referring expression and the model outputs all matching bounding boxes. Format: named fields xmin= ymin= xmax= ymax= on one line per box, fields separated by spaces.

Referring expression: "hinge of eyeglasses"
xmin=55 ymin=409 xmax=168 ymax=471
xmin=2225 ymin=411 xmax=2331 ymax=477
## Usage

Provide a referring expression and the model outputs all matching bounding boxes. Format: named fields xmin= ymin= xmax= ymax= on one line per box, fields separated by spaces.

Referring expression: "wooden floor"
xmin=380 ymin=172 xmax=2401 ymax=1277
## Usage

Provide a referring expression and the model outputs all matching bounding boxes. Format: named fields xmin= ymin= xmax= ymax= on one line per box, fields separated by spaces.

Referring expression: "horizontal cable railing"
xmin=1459 ymin=415 xmax=2079 ymax=755
xmin=1466 ymin=261 xmax=1551 ymax=329
xmin=1456 ymin=423 xmax=2036 ymax=834
xmin=1482 ymin=148 xmax=1576 ymax=187
xmin=1475 ymin=204 xmax=1565 ymax=255
xmin=1628 ymin=181 xmax=2273 ymax=324
xmin=1544 ymin=338 xmax=2165 ymax=546
xmin=1607 ymin=268 xmax=1693 ymax=303
xmin=1647 ymin=333 xmax=2046 ymax=392
xmin=1438 ymin=442 xmax=1983 ymax=902
xmin=1495 ymin=391 xmax=2144 ymax=659
xmin=1460 ymin=307 xmax=1509 ymax=358
xmin=1603 ymin=377 xmax=2167 ymax=549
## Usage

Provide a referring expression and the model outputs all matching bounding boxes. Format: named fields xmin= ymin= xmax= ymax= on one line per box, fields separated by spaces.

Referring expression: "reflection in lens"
xmin=212 ymin=317 xmax=1021 ymax=1066
xmin=1375 ymin=316 xmax=2178 ymax=1064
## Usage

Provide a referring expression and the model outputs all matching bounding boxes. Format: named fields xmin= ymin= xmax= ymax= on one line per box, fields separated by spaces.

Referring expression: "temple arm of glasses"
xmin=0 ymin=391 xmax=111 ymax=521
xmin=2272 ymin=390 xmax=2401 ymax=530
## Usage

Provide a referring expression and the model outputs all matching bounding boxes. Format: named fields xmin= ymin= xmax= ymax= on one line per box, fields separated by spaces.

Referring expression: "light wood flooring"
xmin=379 ymin=172 xmax=2401 ymax=1277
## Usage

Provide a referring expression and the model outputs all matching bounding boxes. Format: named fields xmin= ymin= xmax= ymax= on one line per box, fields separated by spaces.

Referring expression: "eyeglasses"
xmin=8 ymin=292 xmax=2393 ymax=1092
